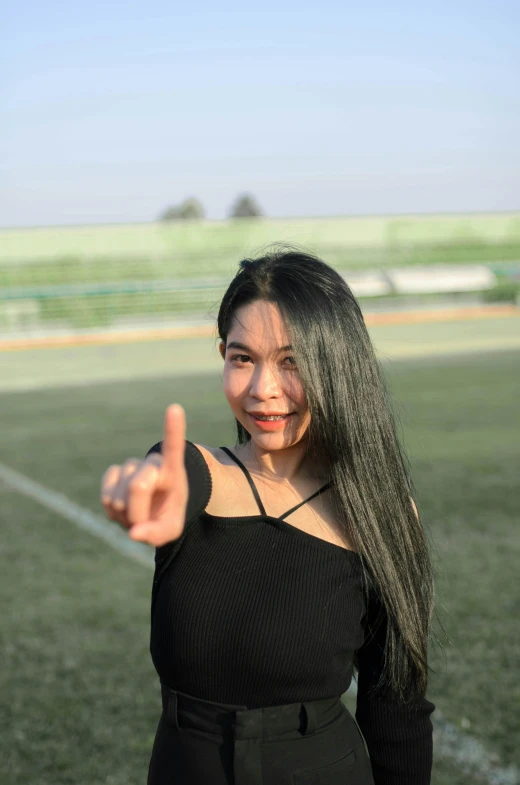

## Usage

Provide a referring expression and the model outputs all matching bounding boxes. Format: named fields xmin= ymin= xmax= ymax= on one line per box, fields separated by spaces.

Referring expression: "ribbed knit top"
xmin=146 ymin=440 xmax=435 ymax=785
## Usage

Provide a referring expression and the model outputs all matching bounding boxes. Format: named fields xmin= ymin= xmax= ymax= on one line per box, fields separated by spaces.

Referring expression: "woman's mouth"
xmin=250 ymin=413 xmax=294 ymax=421
xmin=247 ymin=412 xmax=296 ymax=430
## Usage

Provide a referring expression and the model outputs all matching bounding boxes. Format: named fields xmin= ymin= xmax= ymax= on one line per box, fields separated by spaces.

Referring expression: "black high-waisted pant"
xmin=147 ymin=683 xmax=375 ymax=785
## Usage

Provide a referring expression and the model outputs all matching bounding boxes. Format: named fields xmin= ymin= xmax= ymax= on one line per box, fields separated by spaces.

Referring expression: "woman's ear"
xmin=218 ymin=341 xmax=226 ymax=360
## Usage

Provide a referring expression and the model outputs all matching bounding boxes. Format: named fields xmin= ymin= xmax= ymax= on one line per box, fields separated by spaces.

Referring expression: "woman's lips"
xmin=248 ymin=412 xmax=295 ymax=417
xmin=247 ymin=412 xmax=296 ymax=430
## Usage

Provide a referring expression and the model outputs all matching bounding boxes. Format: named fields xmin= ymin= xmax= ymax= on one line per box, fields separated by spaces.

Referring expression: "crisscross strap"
xmin=220 ymin=447 xmax=332 ymax=520
xmin=278 ymin=482 xmax=332 ymax=520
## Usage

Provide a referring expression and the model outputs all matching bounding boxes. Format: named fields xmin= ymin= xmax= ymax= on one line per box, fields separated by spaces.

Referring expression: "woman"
xmin=101 ymin=248 xmax=439 ymax=785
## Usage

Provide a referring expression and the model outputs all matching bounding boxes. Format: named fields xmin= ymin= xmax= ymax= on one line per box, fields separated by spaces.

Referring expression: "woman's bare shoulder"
xmin=190 ymin=443 xmax=230 ymax=473
xmin=190 ymin=444 xmax=241 ymax=513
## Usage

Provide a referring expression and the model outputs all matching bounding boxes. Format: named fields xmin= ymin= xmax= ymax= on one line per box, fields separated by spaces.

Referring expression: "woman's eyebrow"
xmin=226 ymin=341 xmax=293 ymax=353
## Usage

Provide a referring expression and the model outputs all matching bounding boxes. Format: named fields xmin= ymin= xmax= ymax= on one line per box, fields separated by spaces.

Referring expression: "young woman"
xmin=101 ymin=248 xmax=439 ymax=785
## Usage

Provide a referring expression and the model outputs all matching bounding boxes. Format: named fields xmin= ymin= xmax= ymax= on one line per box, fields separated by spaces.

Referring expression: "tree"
xmin=159 ymin=197 xmax=205 ymax=222
xmin=229 ymin=193 xmax=263 ymax=218
xmin=177 ymin=197 xmax=205 ymax=220
xmin=159 ymin=206 xmax=181 ymax=221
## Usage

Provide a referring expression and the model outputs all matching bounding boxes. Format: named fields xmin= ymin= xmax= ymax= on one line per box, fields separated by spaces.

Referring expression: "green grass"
xmin=0 ymin=348 xmax=519 ymax=784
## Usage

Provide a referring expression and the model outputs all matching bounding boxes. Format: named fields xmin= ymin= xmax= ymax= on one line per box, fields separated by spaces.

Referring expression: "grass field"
xmin=0 ymin=327 xmax=518 ymax=784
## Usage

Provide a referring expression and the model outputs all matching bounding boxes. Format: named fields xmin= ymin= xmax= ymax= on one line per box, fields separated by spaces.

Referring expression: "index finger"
xmin=159 ymin=404 xmax=186 ymax=484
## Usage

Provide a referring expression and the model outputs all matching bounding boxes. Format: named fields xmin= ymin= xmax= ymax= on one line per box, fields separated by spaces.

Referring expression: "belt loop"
xmin=302 ymin=702 xmax=317 ymax=735
xmin=166 ymin=690 xmax=179 ymax=729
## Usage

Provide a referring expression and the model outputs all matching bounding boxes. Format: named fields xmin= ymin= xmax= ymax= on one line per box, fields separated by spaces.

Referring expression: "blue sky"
xmin=1 ymin=0 xmax=519 ymax=227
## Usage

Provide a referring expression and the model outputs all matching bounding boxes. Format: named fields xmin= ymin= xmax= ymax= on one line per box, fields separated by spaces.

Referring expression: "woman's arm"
xmin=355 ymin=590 xmax=435 ymax=785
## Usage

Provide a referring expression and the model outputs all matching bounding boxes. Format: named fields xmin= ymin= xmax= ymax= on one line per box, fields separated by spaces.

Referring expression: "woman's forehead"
xmin=228 ymin=301 xmax=289 ymax=349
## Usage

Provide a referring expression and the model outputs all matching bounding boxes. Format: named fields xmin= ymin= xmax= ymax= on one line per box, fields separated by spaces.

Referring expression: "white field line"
xmin=0 ymin=461 xmax=154 ymax=569
xmin=430 ymin=710 xmax=519 ymax=785
xmin=0 ymin=461 xmax=517 ymax=784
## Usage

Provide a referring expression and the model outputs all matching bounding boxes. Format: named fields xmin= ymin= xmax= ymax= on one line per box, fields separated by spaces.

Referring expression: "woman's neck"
xmin=235 ymin=438 xmax=322 ymax=484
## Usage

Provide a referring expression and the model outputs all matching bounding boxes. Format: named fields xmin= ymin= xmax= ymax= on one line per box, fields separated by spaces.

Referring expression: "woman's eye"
xmin=229 ymin=354 xmax=297 ymax=367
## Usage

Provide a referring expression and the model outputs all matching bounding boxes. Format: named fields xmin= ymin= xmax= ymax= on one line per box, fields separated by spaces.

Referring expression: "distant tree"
xmin=159 ymin=205 xmax=181 ymax=221
xmin=159 ymin=197 xmax=205 ymax=221
xmin=229 ymin=193 xmax=263 ymax=218
xmin=177 ymin=197 xmax=205 ymax=220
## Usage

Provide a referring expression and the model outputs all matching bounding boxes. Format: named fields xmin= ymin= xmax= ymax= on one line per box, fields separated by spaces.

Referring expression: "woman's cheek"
xmin=286 ymin=378 xmax=306 ymax=408
xmin=224 ymin=372 xmax=245 ymax=407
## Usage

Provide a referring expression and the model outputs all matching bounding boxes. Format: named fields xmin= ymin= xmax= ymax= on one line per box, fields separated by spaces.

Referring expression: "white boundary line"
xmin=0 ymin=460 xmax=518 ymax=784
xmin=431 ymin=710 xmax=518 ymax=785
xmin=0 ymin=461 xmax=154 ymax=569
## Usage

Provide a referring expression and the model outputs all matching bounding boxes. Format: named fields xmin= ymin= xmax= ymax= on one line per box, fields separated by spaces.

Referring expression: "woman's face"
xmin=219 ymin=300 xmax=310 ymax=450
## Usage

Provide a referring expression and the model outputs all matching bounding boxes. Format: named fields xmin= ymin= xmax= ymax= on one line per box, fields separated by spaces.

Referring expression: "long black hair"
xmin=216 ymin=244 xmax=444 ymax=704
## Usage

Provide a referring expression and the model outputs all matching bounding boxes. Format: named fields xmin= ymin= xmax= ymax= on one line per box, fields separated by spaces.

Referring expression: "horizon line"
xmin=1 ymin=207 xmax=520 ymax=233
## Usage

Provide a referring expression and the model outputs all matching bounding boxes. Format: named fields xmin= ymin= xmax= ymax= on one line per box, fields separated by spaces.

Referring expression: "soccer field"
xmin=0 ymin=335 xmax=518 ymax=784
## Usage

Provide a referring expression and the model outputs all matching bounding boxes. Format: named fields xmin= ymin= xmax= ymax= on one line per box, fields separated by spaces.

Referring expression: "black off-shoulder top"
xmin=145 ymin=440 xmax=435 ymax=785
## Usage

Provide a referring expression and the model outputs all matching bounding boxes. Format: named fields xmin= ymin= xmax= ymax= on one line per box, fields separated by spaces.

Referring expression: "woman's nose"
xmin=249 ymin=363 xmax=282 ymax=398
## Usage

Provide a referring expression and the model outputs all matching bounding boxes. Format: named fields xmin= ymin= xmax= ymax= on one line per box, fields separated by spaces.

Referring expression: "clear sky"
xmin=1 ymin=0 xmax=519 ymax=227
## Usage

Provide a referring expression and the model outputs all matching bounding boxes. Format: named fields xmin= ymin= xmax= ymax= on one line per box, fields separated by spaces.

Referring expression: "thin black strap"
xmin=220 ymin=447 xmax=332 ymax=521
xmin=220 ymin=447 xmax=267 ymax=516
xmin=279 ymin=482 xmax=332 ymax=520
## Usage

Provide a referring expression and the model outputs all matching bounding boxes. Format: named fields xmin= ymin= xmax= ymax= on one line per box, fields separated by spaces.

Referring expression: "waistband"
xmin=160 ymin=681 xmax=343 ymax=740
